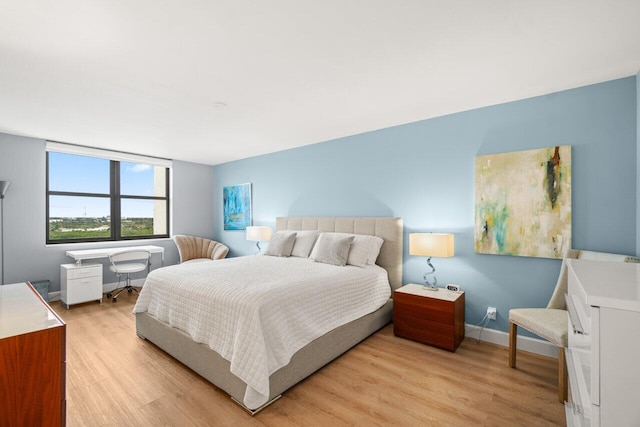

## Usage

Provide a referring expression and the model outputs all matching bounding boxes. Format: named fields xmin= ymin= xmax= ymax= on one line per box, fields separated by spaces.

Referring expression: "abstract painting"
xmin=223 ymin=183 xmax=252 ymax=230
xmin=475 ymin=145 xmax=571 ymax=259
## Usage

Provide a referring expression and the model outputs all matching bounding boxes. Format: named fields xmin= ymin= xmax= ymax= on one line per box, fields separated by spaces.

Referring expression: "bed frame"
xmin=135 ymin=216 xmax=403 ymax=413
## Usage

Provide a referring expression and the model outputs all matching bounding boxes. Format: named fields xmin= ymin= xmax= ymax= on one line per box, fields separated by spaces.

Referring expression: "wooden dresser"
xmin=0 ymin=282 xmax=66 ymax=426
xmin=393 ymin=284 xmax=465 ymax=352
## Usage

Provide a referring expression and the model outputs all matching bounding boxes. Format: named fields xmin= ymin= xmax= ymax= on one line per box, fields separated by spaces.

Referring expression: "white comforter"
xmin=132 ymin=255 xmax=391 ymax=409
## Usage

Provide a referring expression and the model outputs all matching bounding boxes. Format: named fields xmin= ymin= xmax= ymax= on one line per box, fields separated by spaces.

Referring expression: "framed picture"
xmin=223 ymin=183 xmax=252 ymax=230
xmin=474 ymin=145 xmax=571 ymax=259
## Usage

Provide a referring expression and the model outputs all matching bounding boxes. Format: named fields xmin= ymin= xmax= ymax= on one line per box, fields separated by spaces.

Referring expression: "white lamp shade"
xmin=409 ymin=233 xmax=454 ymax=257
xmin=246 ymin=226 xmax=272 ymax=242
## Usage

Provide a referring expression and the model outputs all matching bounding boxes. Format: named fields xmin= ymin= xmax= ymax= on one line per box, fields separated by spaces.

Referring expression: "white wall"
xmin=0 ymin=133 xmax=215 ymax=291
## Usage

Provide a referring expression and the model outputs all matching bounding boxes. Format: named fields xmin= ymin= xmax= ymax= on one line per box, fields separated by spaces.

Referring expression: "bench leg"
xmin=509 ymin=322 xmax=517 ymax=368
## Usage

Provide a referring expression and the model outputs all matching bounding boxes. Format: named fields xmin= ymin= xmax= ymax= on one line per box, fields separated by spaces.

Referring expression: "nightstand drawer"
xmin=394 ymin=315 xmax=456 ymax=351
xmin=394 ymin=291 xmax=454 ymax=324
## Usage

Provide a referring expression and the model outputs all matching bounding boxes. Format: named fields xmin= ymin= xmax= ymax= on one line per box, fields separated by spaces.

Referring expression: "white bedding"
xmin=132 ymin=255 xmax=391 ymax=409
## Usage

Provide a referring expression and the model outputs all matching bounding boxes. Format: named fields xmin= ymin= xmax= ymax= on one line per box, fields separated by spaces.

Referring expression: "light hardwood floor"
xmin=52 ymin=294 xmax=565 ymax=426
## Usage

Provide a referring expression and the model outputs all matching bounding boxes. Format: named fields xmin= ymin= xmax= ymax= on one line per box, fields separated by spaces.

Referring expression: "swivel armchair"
xmin=173 ymin=235 xmax=229 ymax=263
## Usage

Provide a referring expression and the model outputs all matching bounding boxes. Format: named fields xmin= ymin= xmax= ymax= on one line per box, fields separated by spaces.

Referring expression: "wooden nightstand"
xmin=393 ymin=283 xmax=465 ymax=352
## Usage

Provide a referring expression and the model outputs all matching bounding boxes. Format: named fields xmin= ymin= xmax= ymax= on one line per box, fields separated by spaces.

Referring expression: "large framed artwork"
xmin=223 ymin=183 xmax=252 ymax=230
xmin=474 ymin=145 xmax=571 ymax=259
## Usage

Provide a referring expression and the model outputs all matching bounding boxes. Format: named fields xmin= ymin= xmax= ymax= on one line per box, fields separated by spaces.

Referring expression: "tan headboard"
xmin=275 ymin=217 xmax=403 ymax=290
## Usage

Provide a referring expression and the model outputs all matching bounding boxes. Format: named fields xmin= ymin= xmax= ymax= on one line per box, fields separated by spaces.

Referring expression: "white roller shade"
xmin=46 ymin=141 xmax=173 ymax=168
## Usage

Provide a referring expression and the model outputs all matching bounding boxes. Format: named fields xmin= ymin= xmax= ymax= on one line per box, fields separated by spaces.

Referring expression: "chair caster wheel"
xmin=112 ymin=297 xmax=117 ymax=303
xmin=107 ymin=292 xmax=112 ymax=298
xmin=128 ymin=288 xmax=133 ymax=293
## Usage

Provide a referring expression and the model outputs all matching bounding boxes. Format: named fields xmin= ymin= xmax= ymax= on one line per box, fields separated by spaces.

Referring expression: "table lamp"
xmin=246 ymin=226 xmax=272 ymax=254
xmin=409 ymin=233 xmax=454 ymax=290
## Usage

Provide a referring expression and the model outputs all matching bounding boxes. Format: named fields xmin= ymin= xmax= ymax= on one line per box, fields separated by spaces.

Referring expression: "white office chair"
xmin=107 ymin=250 xmax=150 ymax=303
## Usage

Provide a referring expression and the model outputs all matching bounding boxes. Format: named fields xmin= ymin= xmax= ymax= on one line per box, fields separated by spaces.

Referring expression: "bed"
xmin=134 ymin=216 xmax=403 ymax=413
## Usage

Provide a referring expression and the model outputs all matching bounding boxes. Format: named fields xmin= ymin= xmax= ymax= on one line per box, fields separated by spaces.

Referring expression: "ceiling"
xmin=1 ymin=1 xmax=639 ymax=166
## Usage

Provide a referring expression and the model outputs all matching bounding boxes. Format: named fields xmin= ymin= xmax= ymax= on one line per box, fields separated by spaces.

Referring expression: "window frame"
xmin=46 ymin=152 xmax=171 ymax=244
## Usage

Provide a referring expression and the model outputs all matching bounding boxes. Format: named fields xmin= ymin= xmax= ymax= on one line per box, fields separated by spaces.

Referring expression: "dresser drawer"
xmin=566 ymin=347 xmax=593 ymax=418
xmin=566 ymin=294 xmax=592 ymax=352
xmin=565 ymin=402 xmax=587 ymax=427
xmin=567 ymin=266 xmax=592 ymax=336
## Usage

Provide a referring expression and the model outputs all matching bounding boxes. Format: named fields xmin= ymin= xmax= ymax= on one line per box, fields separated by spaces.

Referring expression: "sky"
xmin=48 ymin=152 xmax=165 ymax=218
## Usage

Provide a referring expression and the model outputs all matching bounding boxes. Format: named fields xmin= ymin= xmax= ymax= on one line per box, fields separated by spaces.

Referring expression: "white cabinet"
xmin=60 ymin=263 xmax=103 ymax=309
xmin=565 ymin=259 xmax=640 ymax=426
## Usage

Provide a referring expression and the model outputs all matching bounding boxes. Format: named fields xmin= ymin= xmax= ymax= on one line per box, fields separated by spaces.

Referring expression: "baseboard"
xmin=47 ymin=279 xmax=146 ymax=302
xmin=103 ymin=278 xmax=146 ymax=293
xmin=465 ymin=324 xmax=558 ymax=359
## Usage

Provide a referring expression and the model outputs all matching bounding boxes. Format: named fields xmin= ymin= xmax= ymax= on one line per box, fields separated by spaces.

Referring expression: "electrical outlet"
xmin=487 ymin=306 xmax=497 ymax=320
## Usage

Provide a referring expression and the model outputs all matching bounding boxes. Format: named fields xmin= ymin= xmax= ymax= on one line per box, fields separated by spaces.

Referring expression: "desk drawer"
xmin=65 ymin=264 xmax=102 ymax=280
xmin=64 ymin=276 xmax=102 ymax=305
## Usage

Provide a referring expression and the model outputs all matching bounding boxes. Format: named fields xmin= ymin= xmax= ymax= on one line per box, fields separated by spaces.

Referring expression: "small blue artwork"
xmin=223 ymin=183 xmax=252 ymax=230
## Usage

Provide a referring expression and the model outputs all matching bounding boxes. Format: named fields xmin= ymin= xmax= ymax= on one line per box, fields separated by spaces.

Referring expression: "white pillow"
xmin=309 ymin=233 xmax=355 ymax=266
xmin=264 ymin=232 xmax=296 ymax=257
xmin=278 ymin=230 xmax=319 ymax=258
xmin=323 ymin=232 xmax=384 ymax=267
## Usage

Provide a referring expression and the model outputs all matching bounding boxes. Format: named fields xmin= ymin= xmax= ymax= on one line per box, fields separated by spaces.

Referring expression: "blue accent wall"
xmin=213 ymin=76 xmax=638 ymax=332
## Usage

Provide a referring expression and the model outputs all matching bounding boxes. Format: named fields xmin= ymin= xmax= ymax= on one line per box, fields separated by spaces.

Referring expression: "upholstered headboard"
xmin=275 ymin=217 xmax=403 ymax=290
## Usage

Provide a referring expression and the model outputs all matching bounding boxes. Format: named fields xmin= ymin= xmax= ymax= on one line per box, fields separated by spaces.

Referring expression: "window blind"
xmin=45 ymin=141 xmax=173 ymax=168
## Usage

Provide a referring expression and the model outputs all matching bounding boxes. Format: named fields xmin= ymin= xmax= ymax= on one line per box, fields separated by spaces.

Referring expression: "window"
xmin=46 ymin=143 xmax=171 ymax=244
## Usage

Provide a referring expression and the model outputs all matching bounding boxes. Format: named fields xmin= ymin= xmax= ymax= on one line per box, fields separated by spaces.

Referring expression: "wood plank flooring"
xmin=52 ymin=294 xmax=565 ymax=426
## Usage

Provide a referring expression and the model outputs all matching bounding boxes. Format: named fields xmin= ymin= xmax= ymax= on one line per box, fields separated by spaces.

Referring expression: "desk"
xmin=63 ymin=245 xmax=164 ymax=309
xmin=66 ymin=245 xmax=165 ymax=267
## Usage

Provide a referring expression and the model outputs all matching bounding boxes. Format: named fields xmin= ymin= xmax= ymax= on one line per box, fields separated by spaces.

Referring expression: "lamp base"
xmin=422 ymin=285 xmax=439 ymax=291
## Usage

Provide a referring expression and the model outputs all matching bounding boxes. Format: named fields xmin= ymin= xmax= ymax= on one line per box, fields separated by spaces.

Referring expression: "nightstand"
xmin=393 ymin=283 xmax=465 ymax=352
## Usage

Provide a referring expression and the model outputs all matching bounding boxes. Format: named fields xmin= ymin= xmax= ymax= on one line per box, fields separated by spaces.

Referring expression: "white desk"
xmin=66 ymin=245 xmax=165 ymax=267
